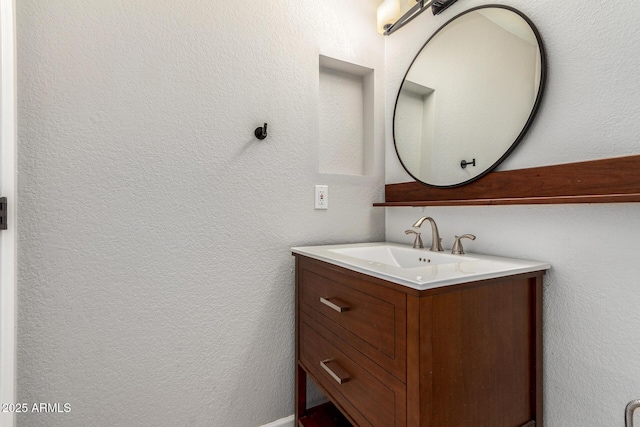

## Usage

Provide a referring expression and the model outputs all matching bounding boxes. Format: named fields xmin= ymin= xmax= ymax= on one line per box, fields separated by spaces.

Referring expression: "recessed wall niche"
xmin=318 ymin=55 xmax=374 ymax=176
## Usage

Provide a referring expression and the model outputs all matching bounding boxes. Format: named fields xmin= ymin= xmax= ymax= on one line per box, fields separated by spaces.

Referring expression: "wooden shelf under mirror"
xmin=374 ymin=154 xmax=640 ymax=207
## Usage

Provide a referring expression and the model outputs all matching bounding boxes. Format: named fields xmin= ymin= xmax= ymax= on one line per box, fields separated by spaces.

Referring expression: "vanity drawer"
xmin=297 ymin=258 xmax=406 ymax=381
xmin=299 ymin=313 xmax=405 ymax=427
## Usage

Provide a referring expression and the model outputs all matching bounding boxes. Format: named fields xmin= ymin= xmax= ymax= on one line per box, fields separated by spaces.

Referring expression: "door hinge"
xmin=0 ymin=197 xmax=7 ymax=230
xmin=522 ymin=421 xmax=536 ymax=427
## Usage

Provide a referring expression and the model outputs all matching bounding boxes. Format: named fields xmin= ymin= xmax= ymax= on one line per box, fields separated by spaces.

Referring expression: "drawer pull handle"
xmin=320 ymin=358 xmax=350 ymax=384
xmin=320 ymin=297 xmax=350 ymax=313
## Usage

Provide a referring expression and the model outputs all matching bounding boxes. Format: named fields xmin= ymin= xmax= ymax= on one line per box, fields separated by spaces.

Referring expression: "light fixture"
xmin=377 ymin=0 xmax=401 ymax=35
xmin=377 ymin=0 xmax=459 ymax=35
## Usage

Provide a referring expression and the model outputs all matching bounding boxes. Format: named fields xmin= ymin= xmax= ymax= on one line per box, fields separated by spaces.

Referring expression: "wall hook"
xmin=254 ymin=123 xmax=268 ymax=140
xmin=460 ymin=158 xmax=476 ymax=169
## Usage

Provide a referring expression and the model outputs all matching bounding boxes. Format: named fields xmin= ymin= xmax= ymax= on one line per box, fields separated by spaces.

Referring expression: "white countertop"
xmin=291 ymin=242 xmax=550 ymax=290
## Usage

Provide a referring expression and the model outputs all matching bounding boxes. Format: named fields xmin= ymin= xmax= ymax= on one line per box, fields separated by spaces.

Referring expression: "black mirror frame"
xmin=392 ymin=4 xmax=547 ymax=188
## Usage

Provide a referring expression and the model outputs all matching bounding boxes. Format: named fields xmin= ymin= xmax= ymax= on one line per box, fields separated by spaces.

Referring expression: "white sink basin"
xmin=291 ymin=242 xmax=550 ymax=290
xmin=329 ymin=245 xmax=478 ymax=268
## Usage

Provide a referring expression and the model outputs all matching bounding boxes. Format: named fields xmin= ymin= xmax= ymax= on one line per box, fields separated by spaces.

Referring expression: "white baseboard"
xmin=259 ymin=414 xmax=294 ymax=427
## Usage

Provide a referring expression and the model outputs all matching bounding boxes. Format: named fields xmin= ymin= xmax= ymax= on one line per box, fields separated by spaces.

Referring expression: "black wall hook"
xmin=460 ymin=158 xmax=476 ymax=169
xmin=254 ymin=123 xmax=268 ymax=140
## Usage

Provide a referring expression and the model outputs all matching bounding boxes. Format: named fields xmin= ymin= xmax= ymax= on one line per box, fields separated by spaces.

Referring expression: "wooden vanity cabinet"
xmin=294 ymin=254 xmax=544 ymax=427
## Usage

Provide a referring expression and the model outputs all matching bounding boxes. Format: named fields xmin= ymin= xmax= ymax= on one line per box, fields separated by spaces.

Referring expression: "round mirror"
xmin=393 ymin=5 xmax=546 ymax=187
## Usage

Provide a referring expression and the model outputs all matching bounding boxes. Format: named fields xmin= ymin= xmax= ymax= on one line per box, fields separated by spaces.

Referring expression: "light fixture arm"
xmin=384 ymin=0 xmax=458 ymax=35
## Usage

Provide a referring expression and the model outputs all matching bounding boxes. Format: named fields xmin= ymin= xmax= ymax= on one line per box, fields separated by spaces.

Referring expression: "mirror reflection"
xmin=393 ymin=6 xmax=545 ymax=187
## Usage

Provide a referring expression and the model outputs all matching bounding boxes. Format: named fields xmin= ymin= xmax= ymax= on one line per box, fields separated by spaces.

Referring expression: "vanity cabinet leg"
xmin=296 ymin=363 xmax=307 ymax=423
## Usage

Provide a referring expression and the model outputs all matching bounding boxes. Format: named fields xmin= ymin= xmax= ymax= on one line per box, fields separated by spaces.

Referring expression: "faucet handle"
xmin=405 ymin=229 xmax=423 ymax=249
xmin=451 ymin=234 xmax=476 ymax=255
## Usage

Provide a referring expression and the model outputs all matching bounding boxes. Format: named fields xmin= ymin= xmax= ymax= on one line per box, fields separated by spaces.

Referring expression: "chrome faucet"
xmin=412 ymin=217 xmax=444 ymax=252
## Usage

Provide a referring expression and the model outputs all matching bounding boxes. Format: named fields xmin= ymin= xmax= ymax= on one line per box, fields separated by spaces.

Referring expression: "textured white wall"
xmin=385 ymin=1 xmax=640 ymax=425
xmin=16 ymin=1 xmax=384 ymax=426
